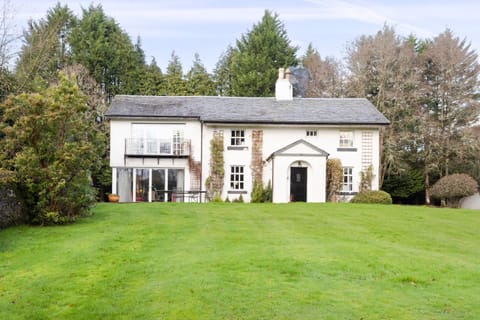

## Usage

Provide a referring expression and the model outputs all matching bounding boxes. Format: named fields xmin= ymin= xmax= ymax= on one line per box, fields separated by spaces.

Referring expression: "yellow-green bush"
xmin=350 ymin=190 xmax=392 ymax=204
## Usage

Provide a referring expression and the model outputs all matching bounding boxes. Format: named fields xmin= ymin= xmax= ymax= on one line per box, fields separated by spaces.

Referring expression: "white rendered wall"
xmin=110 ymin=119 xmax=382 ymax=202
xmin=110 ymin=119 xmax=202 ymax=195
xmin=202 ymin=124 xmax=382 ymax=202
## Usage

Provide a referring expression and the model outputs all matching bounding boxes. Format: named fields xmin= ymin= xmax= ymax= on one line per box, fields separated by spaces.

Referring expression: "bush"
xmin=250 ymin=180 xmax=272 ymax=203
xmin=430 ymin=173 xmax=478 ymax=208
xmin=0 ymin=169 xmax=27 ymax=229
xmin=359 ymin=165 xmax=374 ymax=192
xmin=350 ymin=190 xmax=392 ymax=204
xmin=211 ymin=193 xmax=223 ymax=202
xmin=233 ymin=194 xmax=244 ymax=203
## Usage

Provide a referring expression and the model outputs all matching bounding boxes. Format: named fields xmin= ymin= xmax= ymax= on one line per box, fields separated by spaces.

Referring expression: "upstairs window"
xmin=339 ymin=131 xmax=354 ymax=148
xmin=231 ymin=130 xmax=245 ymax=146
xmin=306 ymin=130 xmax=317 ymax=137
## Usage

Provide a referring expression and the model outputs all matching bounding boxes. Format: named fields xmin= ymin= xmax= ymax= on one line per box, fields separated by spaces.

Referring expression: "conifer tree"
xmin=15 ymin=3 xmax=76 ymax=91
xmin=186 ymin=53 xmax=215 ymax=96
xmin=164 ymin=51 xmax=188 ymax=95
xmin=69 ymin=4 xmax=143 ymax=98
xmin=229 ymin=10 xmax=298 ymax=97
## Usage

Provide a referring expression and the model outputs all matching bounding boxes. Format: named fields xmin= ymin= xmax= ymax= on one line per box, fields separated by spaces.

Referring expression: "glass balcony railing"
xmin=125 ymin=138 xmax=190 ymax=156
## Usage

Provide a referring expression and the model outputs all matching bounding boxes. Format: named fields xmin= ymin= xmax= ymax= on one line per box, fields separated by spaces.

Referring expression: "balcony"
xmin=125 ymin=138 xmax=190 ymax=157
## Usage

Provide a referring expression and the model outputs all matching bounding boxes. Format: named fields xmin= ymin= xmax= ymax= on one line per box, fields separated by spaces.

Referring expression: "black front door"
xmin=290 ymin=167 xmax=307 ymax=202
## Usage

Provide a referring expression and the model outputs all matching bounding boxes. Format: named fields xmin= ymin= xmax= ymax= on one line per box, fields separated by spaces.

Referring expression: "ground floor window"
xmin=342 ymin=167 xmax=353 ymax=192
xmin=115 ymin=167 xmax=184 ymax=202
xmin=230 ymin=166 xmax=245 ymax=190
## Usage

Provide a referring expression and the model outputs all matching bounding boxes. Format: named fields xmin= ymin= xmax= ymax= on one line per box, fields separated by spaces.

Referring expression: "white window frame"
xmin=342 ymin=167 xmax=353 ymax=192
xmin=230 ymin=130 xmax=245 ymax=146
xmin=230 ymin=166 xmax=245 ymax=190
xmin=339 ymin=131 xmax=354 ymax=148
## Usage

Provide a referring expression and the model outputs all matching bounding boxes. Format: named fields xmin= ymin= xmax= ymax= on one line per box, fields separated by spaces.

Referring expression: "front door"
xmin=290 ymin=167 xmax=307 ymax=202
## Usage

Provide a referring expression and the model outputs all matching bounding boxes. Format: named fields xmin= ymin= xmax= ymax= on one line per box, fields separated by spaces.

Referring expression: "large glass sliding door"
xmin=117 ymin=168 xmax=133 ymax=202
xmin=152 ymin=169 xmax=166 ymax=202
xmin=135 ymin=169 xmax=150 ymax=202
xmin=168 ymin=169 xmax=184 ymax=202
xmin=116 ymin=167 xmax=185 ymax=202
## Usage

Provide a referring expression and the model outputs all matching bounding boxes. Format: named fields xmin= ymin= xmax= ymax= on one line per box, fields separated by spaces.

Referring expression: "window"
xmin=339 ymin=131 xmax=354 ymax=148
xmin=342 ymin=167 xmax=353 ymax=192
xmin=172 ymin=130 xmax=184 ymax=155
xmin=231 ymin=130 xmax=245 ymax=146
xmin=306 ymin=130 xmax=317 ymax=137
xmin=230 ymin=166 xmax=245 ymax=190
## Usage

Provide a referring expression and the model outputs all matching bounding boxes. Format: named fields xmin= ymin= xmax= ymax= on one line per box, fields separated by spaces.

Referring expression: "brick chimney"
xmin=275 ymin=67 xmax=293 ymax=100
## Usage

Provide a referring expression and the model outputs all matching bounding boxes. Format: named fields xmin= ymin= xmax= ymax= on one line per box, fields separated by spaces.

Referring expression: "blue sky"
xmin=10 ymin=0 xmax=480 ymax=72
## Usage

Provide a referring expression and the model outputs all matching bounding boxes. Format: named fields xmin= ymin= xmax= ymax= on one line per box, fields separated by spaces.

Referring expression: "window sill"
xmin=337 ymin=147 xmax=357 ymax=152
xmin=227 ymin=190 xmax=248 ymax=194
xmin=338 ymin=191 xmax=357 ymax=196
xmin=227 ymin=146 xmax=248 ymax=151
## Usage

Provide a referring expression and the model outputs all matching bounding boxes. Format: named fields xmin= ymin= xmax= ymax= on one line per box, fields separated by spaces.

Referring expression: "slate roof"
xmin=106 ymin=95 xmax=390 ymax=125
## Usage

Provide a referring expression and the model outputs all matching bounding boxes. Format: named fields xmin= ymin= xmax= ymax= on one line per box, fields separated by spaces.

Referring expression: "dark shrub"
xmin=0 ymin=169 xmax=27 ymax=229
xmin=430 ymin=173 xmax=478 ymax=208
xmin=350 ymin=190 xmax=392 ymax=204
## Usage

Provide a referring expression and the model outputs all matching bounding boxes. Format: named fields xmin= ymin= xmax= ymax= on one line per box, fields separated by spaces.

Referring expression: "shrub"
xmin=359 ymin=165 xmax=374 ymax=192
xmin=430 ymin=173 xmax=478 ymax=208
xmin=350 ymin=190 xmax=392 ymax=204
xmin=0 ymin=169 xmax=27 ymax=229
xmin=1 ymin=75 xmax=100 ymax=224
xmin=211 ymin=193 xmax=223 ymax=202
xmin=233 ymin=194 xmax=244 ymax=203
xmin=250 ymin=180 xmax=272 ymax=203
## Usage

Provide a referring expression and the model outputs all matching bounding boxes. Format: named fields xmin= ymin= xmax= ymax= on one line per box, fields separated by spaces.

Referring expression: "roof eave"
xmin=203 ymin=120 xmax=390 ymax=126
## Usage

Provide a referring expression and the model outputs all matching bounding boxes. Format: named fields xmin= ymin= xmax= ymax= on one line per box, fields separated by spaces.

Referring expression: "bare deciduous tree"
xmin=346 ymin=25 xmax=421 ymax=186
xmin=302 ymin=44 xmax=345 ymax=98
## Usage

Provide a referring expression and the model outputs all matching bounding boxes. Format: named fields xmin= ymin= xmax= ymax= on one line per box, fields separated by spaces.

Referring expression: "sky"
xmin=8 ymin=0 xmax=480 ymax=73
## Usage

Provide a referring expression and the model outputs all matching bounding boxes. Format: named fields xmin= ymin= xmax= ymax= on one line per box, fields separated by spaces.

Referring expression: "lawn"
xmin=0 ymin=203 xmax=479 ymax=319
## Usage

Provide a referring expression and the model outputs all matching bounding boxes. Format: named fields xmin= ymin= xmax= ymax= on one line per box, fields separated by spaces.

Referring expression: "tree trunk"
xmin=425 ymin=172 xmax=431 ymax=205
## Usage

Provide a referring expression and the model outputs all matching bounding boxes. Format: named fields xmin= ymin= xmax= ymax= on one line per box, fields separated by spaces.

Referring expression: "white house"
xmin=106 ymin=69 xmax=389 ymax=203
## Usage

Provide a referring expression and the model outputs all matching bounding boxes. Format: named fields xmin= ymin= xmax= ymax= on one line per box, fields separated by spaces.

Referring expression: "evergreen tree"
xmin=69 ymin=4 xmax=143 ymax=98
xmin=164 ymin=51 xmax=188 ymax=95
xmin=213 ymin=45 xmax=234 ymax=96
xmin=138 ymin=57 xmax=164 ymax=95
xmin=186 ymin=53 xmax=215 ymax=96
xmin=15 ymin=3 xmax=76 ymax=91
xmin=229 ymin=10 xmax=298 ymax=97
xmin=121 ymin=36 xmax=147 ymax=95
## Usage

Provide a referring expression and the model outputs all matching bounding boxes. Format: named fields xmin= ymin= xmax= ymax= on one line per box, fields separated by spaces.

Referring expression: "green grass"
xmin=1 ymin=203 xmax=479 ymax=319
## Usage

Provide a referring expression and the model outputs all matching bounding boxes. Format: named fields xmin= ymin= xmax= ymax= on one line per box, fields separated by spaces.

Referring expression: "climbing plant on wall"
xmin=206 ymin=131 xmax=224 ymax=199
